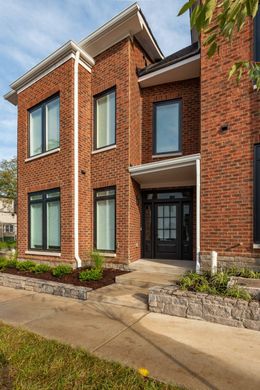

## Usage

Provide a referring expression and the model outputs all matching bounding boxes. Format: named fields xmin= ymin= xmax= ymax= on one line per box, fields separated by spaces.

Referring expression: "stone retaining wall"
xmin=149 ymin=285 xmax=260 ymax=331
xmin=0 ymin=273 xmax=92 ymax=300
xmin=200 ymin=254 xmax=260 ymax=272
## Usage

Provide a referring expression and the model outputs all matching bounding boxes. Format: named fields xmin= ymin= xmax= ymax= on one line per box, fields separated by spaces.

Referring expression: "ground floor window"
xmin=254 ymin=144 xmax=260 ymax=243
xmin=29 ymin=188 xmax=60 ymax=251
xmin=94 ymin=187 xmax=115 ymax=252
xmin=4 ymin=224 xmax=14 ymax=233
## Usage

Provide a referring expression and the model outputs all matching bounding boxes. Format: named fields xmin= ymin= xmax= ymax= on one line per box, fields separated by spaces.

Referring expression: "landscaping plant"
xmin=79 ymin=268 xmax=102 ymax=282
xmin=52 ymin=264 xmax=73 ymax=277
xmin=179 ymin=271 xmax=252 ymax=301
xmin=16 ymin=261 xmax=36 ymax=272
xmin=33 ymin=264 xmax=52 ymax=274
xmin=91 ymin=250 xmax=104 ymax=270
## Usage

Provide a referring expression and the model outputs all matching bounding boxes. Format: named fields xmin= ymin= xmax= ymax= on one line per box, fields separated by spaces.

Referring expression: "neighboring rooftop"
xmin=138 ymin=42 xmax=200 ymax=77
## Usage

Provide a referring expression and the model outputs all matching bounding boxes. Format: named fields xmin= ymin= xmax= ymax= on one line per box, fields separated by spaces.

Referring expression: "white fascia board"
xmin=137 ymin=12 xmax=163 ymax=59
xmin=138 ymin=54 xmax=201 ymax=83
xmin=129 ymin=153 xmax=201 ymax=176
xmin=79 ymin=3 xmax=140 ymax=47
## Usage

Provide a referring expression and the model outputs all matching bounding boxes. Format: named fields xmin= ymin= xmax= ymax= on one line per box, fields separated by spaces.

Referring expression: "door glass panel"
xmin=170 ymin=230 xmax=176 ymax=239
xmin=164 ymin=206 xmax=170 ymax=217
xmin=158 ymin=218 xmax=163 ymax=229
xmin=183 ymin=204 xmax=191 ymax=242
xmin=158 ymin=205 xmax=163 ymax=217
xmin=170 ymin=205 xmax=176 ymax=217
xmin=164 ymin=217 xmax=170 ymax=229
xmin=164 ymin=230 xmax=170 ymax=239
xmin=158 ymin=230 xmax=163 ymax=240
xmin=144 ymin=204 xmax=152 ymax=257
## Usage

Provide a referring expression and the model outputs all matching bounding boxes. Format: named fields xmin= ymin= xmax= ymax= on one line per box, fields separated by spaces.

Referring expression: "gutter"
xmin=74 ymin=50 xmax=81 ymax=268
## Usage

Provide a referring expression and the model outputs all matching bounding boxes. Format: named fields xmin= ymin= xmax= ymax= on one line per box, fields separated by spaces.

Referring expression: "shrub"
xmin=0 ymin=259 xmax=7 ymax=269
xmin=0 ymin=241 xmax=16 ymax=250
xmin=5 ymin=259 xmax=18 ymax=268
xmin=91 ymin=251 xmax=104 ymax=270
xmin=52 ymin=265 xmax=73 ymax=277
xmin=16 ymin=261 xmax=36 ymax=272
xmin=79 ymin=268 xmax=103 ymax=281
xmin=179 ymin=271 xmax=252 ymax=301
xmin=227 ymin=267 xmax=260 ymax=279
xmin=33 ymin=264 xmax=52 ymax=274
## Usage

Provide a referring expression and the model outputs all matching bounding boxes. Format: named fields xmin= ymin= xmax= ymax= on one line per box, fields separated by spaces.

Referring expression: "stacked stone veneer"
xmin=149 ymin=285 xmax=260 ymax=331
xmin=0 ymin=273 xmax=91 ymax=300
xmin=200 ymin=255 xmax=260 ymax=272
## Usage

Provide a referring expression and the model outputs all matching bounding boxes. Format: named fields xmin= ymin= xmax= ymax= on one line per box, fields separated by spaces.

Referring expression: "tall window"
xmin=29 ymin=94 xmax=60 ymax=157
xmin=94 ymin=88 xmax=116 ymax=150
xmin=153 ymin=99 xmax=182 ymax=155
xmin=254 ymin=145 xmax=260 ymax=244
xmin=29 ymin=189 xmax=60 ymax=251
xmin=94 ymin=187 xmax=116 ymax=252
xmin=254 ymin=4 xmax=260 ymax=62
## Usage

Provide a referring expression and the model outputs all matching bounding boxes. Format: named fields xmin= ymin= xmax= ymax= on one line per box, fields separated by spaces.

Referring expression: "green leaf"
xmin=178 ymin=0 xmax=196 ymax=16
xmin=207 ymin=41 xmax=218 ymax=57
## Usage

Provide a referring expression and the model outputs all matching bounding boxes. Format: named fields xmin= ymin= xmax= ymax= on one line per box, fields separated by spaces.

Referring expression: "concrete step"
xmin=87 ymin=284 xmax=148 ymax=310
xmin=129 ymin=259 xmax=195 ymax=275
xmin=116 ymin=271 xmax=182 ymax=288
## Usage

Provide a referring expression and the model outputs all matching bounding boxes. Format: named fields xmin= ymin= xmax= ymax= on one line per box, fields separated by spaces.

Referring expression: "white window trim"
xmin=253 ymin=243 xmax=260 ymax=249
xmin=91 ymin=144 xmax=116 ymax=154
xmin=25 ymin=250 xmax=61 ymax=257
xmin=152 ymin=152 xmax=183 ymax=158
xmin=99 ymin=252 xmax=117 ymax=258
xmin=25 ymin=147 xmax=60 ymax=162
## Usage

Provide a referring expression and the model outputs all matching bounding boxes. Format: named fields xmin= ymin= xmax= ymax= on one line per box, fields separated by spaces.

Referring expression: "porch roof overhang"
xmin=129 ymin=154 xmax=200 ymax=188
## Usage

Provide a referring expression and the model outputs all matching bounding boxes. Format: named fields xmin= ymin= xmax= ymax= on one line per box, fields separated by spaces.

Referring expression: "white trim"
xmin=196 ymin=158 xmax=201 ymax=273
xmin=138 ymin=54 xmax=201 ymax=83
xmin=253 ymin=243 xmax=260 ymax=249
xmin=152 ymin=152 xmax=182 ymax=158
xmin=17 ymin=54 xmax=75 ymax=94
xmin=25 ymin=251 xmax=61 ymax=257
xmin=74 ymin=51 xmax=82 ymax=269
xmin=99 ymin=252 xmax=117 ymax=258
xmin=91 ymin=145 xmax=116 ymax=154
xmin=129 ymin=153 xmax=200 ymax=176
xmin=25 ymin=148 xmax=60 ymax=162
xmin=78 ymin=59 xmax=92 ymax=73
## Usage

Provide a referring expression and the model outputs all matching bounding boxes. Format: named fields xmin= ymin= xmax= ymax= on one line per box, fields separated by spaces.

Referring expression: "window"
xmin=254 ymin=145 xmax=260 ymax=244
xmin=153 ymin=99 xmax=182 ymax=155
xmin=29 ymin=94 xmax=60 ymax=157
xmin=94 ymin=187 xmax=116 ymax=252
xmin=29 ymin=189 xmax=60 ymax=251
xmin=254 ymin=4 xmax=260 ymax=62
xmin=94 ymin=88 xmax=116 ymax=150
xmin=4 ymin=224 xmax=14 ymax=233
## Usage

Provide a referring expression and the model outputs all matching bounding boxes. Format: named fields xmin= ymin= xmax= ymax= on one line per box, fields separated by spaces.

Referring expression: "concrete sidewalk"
xmin=0 ymin=286 xmax=259 ymax=390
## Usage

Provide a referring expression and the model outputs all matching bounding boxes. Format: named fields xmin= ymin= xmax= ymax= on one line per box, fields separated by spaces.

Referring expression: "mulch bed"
xmin=2 ymin=267 xmax=129 ymax=290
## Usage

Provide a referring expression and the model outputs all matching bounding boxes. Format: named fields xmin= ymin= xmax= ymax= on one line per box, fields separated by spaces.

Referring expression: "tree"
xmin=0 ymin=157 xmax=17 ymax=199
xmin=178 ymin=0 xmax=260 ymax=89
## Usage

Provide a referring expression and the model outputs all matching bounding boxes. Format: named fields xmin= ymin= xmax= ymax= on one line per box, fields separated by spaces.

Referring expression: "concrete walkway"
xmin=0 ymin=286 xmax=260 ymax=390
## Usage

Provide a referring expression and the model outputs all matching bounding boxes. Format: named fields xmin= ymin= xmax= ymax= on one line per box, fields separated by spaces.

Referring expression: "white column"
xmin=196 ymin=158 xmax=201 ymax=273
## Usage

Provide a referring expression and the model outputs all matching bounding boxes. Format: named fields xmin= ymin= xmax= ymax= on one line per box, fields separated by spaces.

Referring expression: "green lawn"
xmin=0 ymin=323 xmax=182 ymax=390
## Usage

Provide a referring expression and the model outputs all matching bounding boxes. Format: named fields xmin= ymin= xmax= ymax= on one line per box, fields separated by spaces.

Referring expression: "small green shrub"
xmin=227 ymin=267 xmax=260 ymax=279
xmin=91 ymin=251 xmax=104 ymax=270
xmin=0 ymin=259 xmax=7 ymax=269
xmin=226 ymin=286 xmax=252 ymax=301
xmin=79 ymin=268 xmax=103 ymax=281
xmin=33 ymin=264 xmax=52 ymax=273
xmin=16 ymin=261 xmax=36 ymax=272
xmin=5 ymin=259 xmax=18 ymax=269
xmin=0 ymin=241 xmax=16 ymax=250
xmin=52 ymin=265 xmax=73 ymax=277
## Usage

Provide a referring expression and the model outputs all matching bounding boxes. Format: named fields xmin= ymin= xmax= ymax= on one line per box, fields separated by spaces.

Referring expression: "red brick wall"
xmin=17 ymin=59 xmax=75 ymax=264
xmin=141 ymin=78 xmax=200 ymax=164
xmin=200 ymin=20 xmax=260 ymax=267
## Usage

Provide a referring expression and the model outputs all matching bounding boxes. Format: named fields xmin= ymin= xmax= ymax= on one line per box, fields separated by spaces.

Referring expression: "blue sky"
xmin=0 ymin=0 xmax=190 ymax=161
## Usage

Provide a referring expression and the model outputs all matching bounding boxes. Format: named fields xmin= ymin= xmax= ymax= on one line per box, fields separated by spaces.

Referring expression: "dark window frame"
xmin=153 ymin=99 xmax=182 ymax=155
xmin=93 ymin=87 xmax=116 ymax=151
xmin=94 ymin=186 xmax=116 ymax=253
xmin=28 ymin=188 xmax=61 ymax=252
xmin=254 ymin=144 xmax=260 ymax=244
xmin=254 ymin=3 xmax=260 ymax=62
xmin=28 ymin=93 xmax=60 ymax=158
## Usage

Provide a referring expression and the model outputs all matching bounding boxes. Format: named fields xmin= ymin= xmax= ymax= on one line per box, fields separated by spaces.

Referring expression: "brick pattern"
xmin=200 ymin=20 xmax=260 ymax=266
xmin=141 ymin=78 xmax=200 ymax=164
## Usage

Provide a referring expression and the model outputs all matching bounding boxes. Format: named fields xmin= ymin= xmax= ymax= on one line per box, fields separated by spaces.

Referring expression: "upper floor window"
xmin=29 ymin=94 xmax=60 ymax=157
xmin=254 ymin=4 xmax=260 ymax=62
xmin=94 ymin=88 xmax=116 ymax=150
xmin=153 ymin=99 xmax=182 ymax=155
xmin=29 ymin=188 xmax=60 ymax=251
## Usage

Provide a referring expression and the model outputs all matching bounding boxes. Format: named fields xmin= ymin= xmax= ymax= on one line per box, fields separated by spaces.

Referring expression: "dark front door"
xmin=142 ymin=190 xmax=192 ymax=260
xmin=155 ymin=203 xmax=180 ymax=259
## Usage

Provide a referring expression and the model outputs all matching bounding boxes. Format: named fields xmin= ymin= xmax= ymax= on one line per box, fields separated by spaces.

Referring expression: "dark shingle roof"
xmin=138 ymin=42 xmax=200 ymax=77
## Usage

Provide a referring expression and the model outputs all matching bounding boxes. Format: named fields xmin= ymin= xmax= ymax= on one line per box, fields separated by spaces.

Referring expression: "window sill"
xmin=152 ymin=152 xmax=182 ymax=158
xmin=99 ymin=252 xmax=117 ymax=258
xmin=92 ymin=145 xmax=116 ymax=154
xmin=253 ymin=243 xmax=260 ymax=249
xmin=25 ymin=148 xmax=60 ymax=162
xmin=25 ymin=250 xmax=61 ymax=257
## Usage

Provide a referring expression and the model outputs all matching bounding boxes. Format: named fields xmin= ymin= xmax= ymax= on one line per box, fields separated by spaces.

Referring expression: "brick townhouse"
xmin=4 ymin=3 xmax=260 ymax=271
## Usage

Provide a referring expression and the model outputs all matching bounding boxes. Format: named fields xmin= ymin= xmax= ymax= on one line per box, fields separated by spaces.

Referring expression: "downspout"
xmin=74 ymin=50 xmax=82 ymax=268
xmin=196 ymin=158 xmax=201 ymax=273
